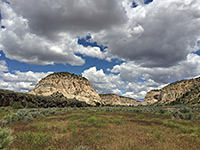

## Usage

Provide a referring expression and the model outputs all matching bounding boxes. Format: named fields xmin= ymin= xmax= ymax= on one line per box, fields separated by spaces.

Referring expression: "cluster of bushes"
xmin=0 ymin=89 xmax=90 ymax=109
xmin=0 ymin=108 xmax=57 ymax=127
xmin=170 ymin=107 xmax=199 ymax=120
xmin=79 ymin=106 xmax=200 ymax=120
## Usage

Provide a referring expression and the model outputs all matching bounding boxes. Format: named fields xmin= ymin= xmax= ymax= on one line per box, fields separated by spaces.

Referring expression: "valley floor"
xmin=1 ymin=106 xmax=200 ymax=150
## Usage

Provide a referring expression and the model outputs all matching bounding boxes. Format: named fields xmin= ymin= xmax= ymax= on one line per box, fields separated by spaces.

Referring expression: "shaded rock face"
xmin=144 ymin=77 xmax=200 ymax=105
xmin=100 ymin=94 xmax=140 ymax=106
xmin=142 ymin=90 xmax=161 ymax=105
xmin=28 ymin=72 xmax=102 ymax=106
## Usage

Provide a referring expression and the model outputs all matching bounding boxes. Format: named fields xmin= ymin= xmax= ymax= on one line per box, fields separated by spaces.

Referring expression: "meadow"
xmin=0 ymin=106 xmax=200 ymax=150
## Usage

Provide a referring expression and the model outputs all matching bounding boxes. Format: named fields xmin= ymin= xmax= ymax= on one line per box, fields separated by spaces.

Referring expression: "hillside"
xmin=1 ymin=72 xmax=200 ymax=107
xmin=28 ymin=72 xmax=103 ymax=106
xmin=169 ymin=85 xmax=200 ymax=105
xmin=144 ymin=77 xmax=200 ymax=105
xmin=100 ymin=94 xmax=140 ymax=106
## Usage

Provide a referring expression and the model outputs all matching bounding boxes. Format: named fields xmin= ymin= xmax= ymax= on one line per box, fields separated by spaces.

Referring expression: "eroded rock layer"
xmin=100 ymin=94 xmax=140 ymax=106
xmin=28 ymin=72 xmax=103 ymax=105
xmin=144 ymin=77 xmax=200 ymax=105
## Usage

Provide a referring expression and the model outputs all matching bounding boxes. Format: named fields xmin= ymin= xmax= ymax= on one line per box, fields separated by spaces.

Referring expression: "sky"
xmin=0 ymin=0 xmax=200 ymax=101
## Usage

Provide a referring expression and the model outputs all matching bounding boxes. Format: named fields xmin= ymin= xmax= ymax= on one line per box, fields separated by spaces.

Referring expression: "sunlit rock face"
xmin=28 ymin=72 xmax=103 ymax=106
xmin=144 ymin=77 xmax=200 ymax=105
xmin=100 ymin=94 xmax=140 ymax=106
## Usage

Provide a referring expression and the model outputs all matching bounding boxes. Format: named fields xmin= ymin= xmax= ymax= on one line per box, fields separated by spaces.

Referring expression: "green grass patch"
xmin=0 ymin=128 xmax=14 ymax=149
xmin=1 ymin=107 xmax=200 ymax=150
xmin=17 ymin=131 xmax=53 ymax=150
xmin=162 ymin=120 xmax=200 ymax=135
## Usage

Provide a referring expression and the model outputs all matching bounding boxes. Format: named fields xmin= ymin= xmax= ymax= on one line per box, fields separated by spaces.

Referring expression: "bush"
xmin=27 ymin=102 xmax=38 ymax=108
xmin=184 ymin=113 xmax=194 ymax=120
xmin=179 ymin=107 xmax=192 ymax=113
xmin=10 ymin=101 xmax=24 ymax=109
xmin=0 ymin=128 xmax=14 ymax=149
xmin=171 ymin=107 xmax=195 ymax=120
xmin=24 ymin=114 xmax=33 ymax=122
xmin=0 ymin=120 xmax=7 ymax=128
xmin=10 ymin=114 xmax=19 ymax=122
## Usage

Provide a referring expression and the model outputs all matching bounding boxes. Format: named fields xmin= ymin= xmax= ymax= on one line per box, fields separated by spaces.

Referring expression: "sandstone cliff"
xmin=100 ymin=94 xmax=140 ymax=106
xmin=144 ymin=77 xmax=200 ymax=105
xmin=28 ymin=72 xmax=103 ymax=106
xmin=170 ymin=85 xmax=200 ymax=105
xmin=142 ymin=90 xmax=161 ymax=105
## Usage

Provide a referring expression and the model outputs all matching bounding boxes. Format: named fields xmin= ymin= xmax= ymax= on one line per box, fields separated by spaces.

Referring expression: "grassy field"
xmin=0 ymin=106 xmax=200 ymax=150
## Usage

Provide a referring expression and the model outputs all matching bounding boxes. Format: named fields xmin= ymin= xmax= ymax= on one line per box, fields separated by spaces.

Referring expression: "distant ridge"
xmin=100 ymin=93 xmax=140 ymax=106
xmin=1 ymin=72 xmax=200 ymax=107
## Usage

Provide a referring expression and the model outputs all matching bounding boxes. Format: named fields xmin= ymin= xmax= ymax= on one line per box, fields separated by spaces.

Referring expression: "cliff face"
xmin=144 ymin=77 xmax=200 ymax=105
xmin=100 ymin=94 xmax=140 ymax=106
xmin=170 ymin=85 xmax=200 ymax=105
xmin=142 ymin=90 xmax=161 ymax=105
xmin=27 ymin=72 xmax=103 ymax=106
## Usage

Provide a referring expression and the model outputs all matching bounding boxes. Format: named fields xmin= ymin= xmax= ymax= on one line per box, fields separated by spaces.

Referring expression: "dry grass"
xmin=5 ymin=109 xmax=200 ymax=150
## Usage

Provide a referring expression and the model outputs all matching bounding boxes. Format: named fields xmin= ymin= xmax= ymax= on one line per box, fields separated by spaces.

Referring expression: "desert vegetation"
xmin=0 ymin=89 xmax=90 ymax=109
xmin=0 ymin=105 xmax=200 ymax=150
xmin=169 ymin=86 xmax=200 ymax=105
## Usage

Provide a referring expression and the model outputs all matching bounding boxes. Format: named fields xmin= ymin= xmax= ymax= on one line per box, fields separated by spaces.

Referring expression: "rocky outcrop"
xmin=28 ymin=72 xmax=103 ymax=106
xmin=170 ymin=85 xmax=200 ymax=105
xmin=100 ymin=94 xmax=140 ymax=106
xmin=142 ymin=90 xmax=161 ymax=105
xmin=144 ymin=77 xmax=200 ymax=105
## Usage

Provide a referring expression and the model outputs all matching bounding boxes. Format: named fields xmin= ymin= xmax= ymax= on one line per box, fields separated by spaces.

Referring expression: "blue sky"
xmin=0 ymin=34 xmax=122 ymax=75
xmin=0 ymin=0 xmax=200 ymax=100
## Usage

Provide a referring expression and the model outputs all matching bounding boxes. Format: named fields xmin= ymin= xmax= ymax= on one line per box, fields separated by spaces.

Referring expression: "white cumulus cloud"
xmin=0 ymin=0 xmax=200 ymax=100
xmin=93 ymin=0 xmax=200 ymax=67
xmin=82 ymin=53 xmax=200 ymax=100
xmin=0 ymin=60 xmax=8 ymax=73
xmin=0 ymin=61 xmax=52 ymax=92
xmin=0 ymin=0 xmax=126 ymax=65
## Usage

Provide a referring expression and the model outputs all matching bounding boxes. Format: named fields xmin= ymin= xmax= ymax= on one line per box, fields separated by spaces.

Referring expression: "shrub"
xmin=184 ymin=113 xmax=194 ymax=120
xmin=27 ymin=102 xmax=38 ymax=108
xmin=172 ymin=111 xmax=184 ymax=119
xmin=0 ymin=120 xmax=7 ymax=128
xmin=10 ymin=101 xmax=24 ymax=109
xmin=158 ymin=109 xmax=166 ymax=114
xmin=24 ymin=114 xmax=33 ymax=122
xmin=10 ymin=114 xmax=19 ymax=122
xmin=0 ymin=128 xmax=14 ymax=149
xmin=179 ymin=107 xmax=192 ymax=113
xmin=4 ymin=115 xmax=12 ymax=124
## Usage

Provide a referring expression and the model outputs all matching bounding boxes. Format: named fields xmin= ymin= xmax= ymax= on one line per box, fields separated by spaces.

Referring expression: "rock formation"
xmin=28 ymin=72 xmax=103 ymax=106
xmin=171 ymin=85 xmax=200 ymax=105
xmin=142 ymin=90 xmax=161 ymax=105
xmin=100 ymin=94 xmax=140 ymax=106
xmin=144 ymin=77 xmax=200 ymax=105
